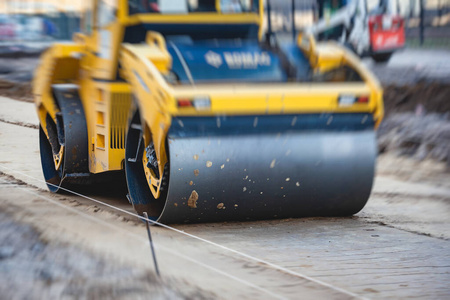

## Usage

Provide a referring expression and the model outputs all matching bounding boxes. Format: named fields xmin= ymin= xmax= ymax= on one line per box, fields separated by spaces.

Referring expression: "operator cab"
xmin=128 ymin=0 xmax=258 ymax=14
xmin=124 ymin=0 xmax=291 ymax=84
xmin=124 ymin=0 xmax=261 ymax=41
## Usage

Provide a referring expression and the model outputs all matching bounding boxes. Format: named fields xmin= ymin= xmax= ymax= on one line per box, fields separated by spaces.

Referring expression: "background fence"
xmin=268 ymin=0 xmax=450 ymax=48
xmin=0 ymin=0 xmax=449 ymax=48
xmin=404 ymin=0 xmax=450 ymax=47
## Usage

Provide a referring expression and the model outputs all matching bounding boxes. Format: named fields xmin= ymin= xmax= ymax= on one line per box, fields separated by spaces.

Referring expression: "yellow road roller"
xmin=33 ymin=0 xmax=383 ymax=223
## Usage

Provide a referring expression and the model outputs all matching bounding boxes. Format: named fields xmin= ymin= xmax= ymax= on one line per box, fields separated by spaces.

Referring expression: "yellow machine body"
xmin=34 ymin=0 xmax=384 ymax=223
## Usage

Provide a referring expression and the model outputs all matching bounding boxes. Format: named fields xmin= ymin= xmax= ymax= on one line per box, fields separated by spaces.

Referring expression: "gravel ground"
xmin=0 ymin=196 xmax=187 ymax=300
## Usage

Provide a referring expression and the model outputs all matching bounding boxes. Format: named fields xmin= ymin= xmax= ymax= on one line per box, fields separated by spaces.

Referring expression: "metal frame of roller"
xmin=33 ymin=0 xmax=384 ymax=224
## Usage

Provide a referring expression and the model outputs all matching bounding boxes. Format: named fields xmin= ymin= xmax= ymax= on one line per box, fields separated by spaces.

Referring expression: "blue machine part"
xmin=168 ymin=40 xmax=290 ymax=84
xmin=280 ymin=42 xmax=312 ymax=81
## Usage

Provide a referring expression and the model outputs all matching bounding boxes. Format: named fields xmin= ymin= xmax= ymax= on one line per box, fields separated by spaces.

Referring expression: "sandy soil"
xmin=0 ymin=203 xmax=186 ymax=300
xmin=0 ymin=94 xmax=449 ymax=299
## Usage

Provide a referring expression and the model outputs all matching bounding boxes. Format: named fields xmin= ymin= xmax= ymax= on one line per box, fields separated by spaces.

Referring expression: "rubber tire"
xmin=124 ymin=110 xmax=166 ymax=220
xmin=39 ymin=126 xmax=65 ymax=193
xmin=371 ymin=52 xmax=393 ymax=63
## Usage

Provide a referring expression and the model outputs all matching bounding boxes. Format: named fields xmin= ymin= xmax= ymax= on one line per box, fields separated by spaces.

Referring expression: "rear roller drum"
xmin=38 ymin=87 xmax=90 ymax=193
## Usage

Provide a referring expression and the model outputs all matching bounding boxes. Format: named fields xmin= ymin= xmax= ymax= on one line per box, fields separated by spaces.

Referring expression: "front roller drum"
xmin=127 ymin=113 xmax=377 ymax=224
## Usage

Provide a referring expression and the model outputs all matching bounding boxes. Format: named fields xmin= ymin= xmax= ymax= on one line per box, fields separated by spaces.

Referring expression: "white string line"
xmin=3 ymin=182 xmax=286 ymax=300
xmin=0 ymin=165 xmax=365 ymax=299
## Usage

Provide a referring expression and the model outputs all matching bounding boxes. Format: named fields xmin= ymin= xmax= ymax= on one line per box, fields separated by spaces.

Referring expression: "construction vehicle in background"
xmin=307 ymin=0 xmax=405 ymax=62
xmin=33 ymin=0 xmax=384 ymax=224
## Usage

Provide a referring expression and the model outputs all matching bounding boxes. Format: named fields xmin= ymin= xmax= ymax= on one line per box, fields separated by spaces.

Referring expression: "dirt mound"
xmin=383 ymin=82 xmax=450 ymax=115
xmin=379 ymin=82 xmax=450 ymax=168
xmin=0 ymin=45 xmax=44 ymax=59
xmin=378 ymin=113 xmax=450 ymax=166
xmin=0 ymin=80 xmax=33 ymax=102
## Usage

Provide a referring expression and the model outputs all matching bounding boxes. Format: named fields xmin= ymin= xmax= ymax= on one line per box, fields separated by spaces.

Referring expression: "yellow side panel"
xmin=79 ymin=79 xmax=132 ymax=174
xmin=171 ymin=83 xmax=375 ymax=115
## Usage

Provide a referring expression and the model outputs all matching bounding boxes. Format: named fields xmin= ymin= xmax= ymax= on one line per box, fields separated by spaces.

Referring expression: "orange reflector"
xmin=357 ymin=96 xmax=369 ymax=103
xmin=177 ymin=99 xmax=192 ymax=107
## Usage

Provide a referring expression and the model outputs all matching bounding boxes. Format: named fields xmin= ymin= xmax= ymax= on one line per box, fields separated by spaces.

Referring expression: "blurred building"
xmin=0 ymin=0 xmax=85 ymax=14
xmin=0 ymin=0 xmax=86 ymax=41
xmin=0 ymin=0 xmax=448 ymax=43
